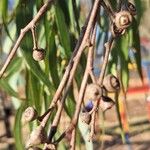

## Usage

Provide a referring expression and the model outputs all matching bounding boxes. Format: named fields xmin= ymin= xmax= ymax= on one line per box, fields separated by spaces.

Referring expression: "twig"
xmin=31 ymin=26 xmax=38 ymax=50
xmin=54 ymin=23 xmax=97 ymax=145
xmin=89 ymin=36 xmax=114 ymax=140
xmin=0 ymin=0 xmax=54 ymax=78
xmin=70 ymin=129 xmax=76 ymax=150
xmin=41 ymin=0 xmax=101 ymax=134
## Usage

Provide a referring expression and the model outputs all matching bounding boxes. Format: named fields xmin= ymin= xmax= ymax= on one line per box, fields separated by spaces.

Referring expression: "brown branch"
xmin=40 ymin=0 xmax=101 ymax=133
xmin=54 ymin=23 xmax=97 ymax=145
xmin=70 ymin=129 xmax=76 ymax=150
xmin=89 ymin=36 xmax=114 ymax=140
xmin=0 ymin=0 xmax=54 ymax=78
xmin=31 ymin=26 xmax=38 ymax=50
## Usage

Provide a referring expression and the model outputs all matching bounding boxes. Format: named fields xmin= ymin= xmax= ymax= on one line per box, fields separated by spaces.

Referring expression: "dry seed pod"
xmin=26 ymin=125 xmax=47 ymax=148
xmin=80 ymin=111 xmax=91 ymax=124
xmin=22 ymin=107 xmax=38 ymax=124
xmin=32 ymin=48 xmax=45 ymax=61
xmin=111 ymin=23 xmax=126 ymax=37
xmin=114 ymin=11 xmax=132 ymax=29
xmin=103 ymin=74 xmax=120 ymax=92
xmin=84 ymin=83 xmax=102 ymax=102
xmin=127 ymin=2 xmax=136 ymax=16
xmin=100 ymin=96 xmax=115 ymax=112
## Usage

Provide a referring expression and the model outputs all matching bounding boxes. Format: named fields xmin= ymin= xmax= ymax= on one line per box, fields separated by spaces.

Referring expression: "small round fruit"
xmin=100 ymin=96 xmax=115 ymax=112
xmin=114 ymin=11 xmax=132 ymax=29
xmin=80 ymin=111 xmax=91 ymax=124
xmin=32 ymin=48 xmax=45 ymax=61
xmin=22 ymin=107 xmax=38 ymax=124
xmin=103 ymin=74 xmax=120 ymax=92
xmin=111 ymin=23 xmax=126 ymax=37
xmin=26 ymin=125 xmax=47 ymax=148
xmin=84 ymin=83 xmax=102 ymax=102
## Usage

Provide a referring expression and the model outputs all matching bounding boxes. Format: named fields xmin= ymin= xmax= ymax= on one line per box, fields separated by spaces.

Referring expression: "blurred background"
xmin=0 ymin=0 xmax=150 ymax=149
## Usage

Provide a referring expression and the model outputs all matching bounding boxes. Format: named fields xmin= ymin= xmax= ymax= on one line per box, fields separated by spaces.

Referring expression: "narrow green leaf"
xmin=130 ymin=19 xmax=143 ymax=80
xmin=14 ymin=102 xmax=26 ymax=150
xmin=28 ymin=70 xmax=42 ymax=112
xmin=0 ymin=80 xmax=20 ymax=99
xmin=54 ymin=4 xmax=71 ymax=58
xmin=5 ymin=57 xmax=23 ymax=79
xmin=1 ymin=0 xmax=8 ymax=21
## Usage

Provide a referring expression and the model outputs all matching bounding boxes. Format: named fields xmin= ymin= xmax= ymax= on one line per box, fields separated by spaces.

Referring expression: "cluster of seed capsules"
xmin=80 ymin=74 xmax=120 ymax=125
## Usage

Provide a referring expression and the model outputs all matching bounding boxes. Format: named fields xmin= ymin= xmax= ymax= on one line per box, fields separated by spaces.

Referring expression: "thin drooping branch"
xmin=54 ymin=24 xmax=97 ymax=145
xmin=89 ymin=36 xmax=114 ymax=140
xmin=70 ymin=26 xmax=97 ymax=150
xmin=0 ymin=0 xmax=54 ymax=78
xmin=41 ymin=0 xmax=101 ymax=131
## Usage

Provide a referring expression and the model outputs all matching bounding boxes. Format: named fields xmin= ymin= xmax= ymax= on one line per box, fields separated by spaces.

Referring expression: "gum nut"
xmin=80 ymin=111 xmax=91 ymax=124
xmin=32 ymin=48 xmax=45 ymax=61
xmin=100 ymin=96 xmax=115 ymax=112
xmin=26 ymin=125 xmax=47 ymax=148
xmin=103 ymin=74 xmax=120 ymax=92
xmin=115 ymin=11 xmax=132 ymax=29
xmin=84 ymin=83 xmax=102 ymax=102
xmin=22 ymin=107 xmax=38 ymax=123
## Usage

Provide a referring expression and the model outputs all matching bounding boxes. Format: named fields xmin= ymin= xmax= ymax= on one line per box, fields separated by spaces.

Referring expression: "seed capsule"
xmin=111 ymin=23 xmax=126 ymax=37
xmin=22 ymin=107 xmax=38 ymax=124
xmin=32 ymin=48 xmax=45 ymax=61
xmin=114 ymin=11 xmax=132 ymax=29
xmin=127 ymin=2 xmax=136 ymax=16
xmin=80 ymin=111 xmax=91 ymax=124
xmin=26 ymin=125 xmax=47 ymax=148
xmin=84 ymin=83 xmax=102 ymax=102
xmin=103 ymin=74 xmax=120 ymax=92
xmin=100 ymin=96 xmax=115 ymax=112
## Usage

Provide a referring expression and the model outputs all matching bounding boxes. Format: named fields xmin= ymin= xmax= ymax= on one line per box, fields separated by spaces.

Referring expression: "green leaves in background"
xmin=14 ymin=102 xmax=26 ymax=150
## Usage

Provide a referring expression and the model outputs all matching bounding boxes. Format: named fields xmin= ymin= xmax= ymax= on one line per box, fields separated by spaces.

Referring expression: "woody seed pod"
xmin=84 ymin=83 xmax=102 ymax=102
xmin=100 ymin=96 xmax=115 ymax=112
xmin=80 ymin=111 xmax=91 ymax=124
xmin=127 ymin=2 xmax=136 ymax=16
xmin=111 ymin=23 xmax=126 ymax=37
xmin=32 ymin=48 xmax=45 ymax=61
xmin=103 ymin=74 xmax=120 ymax=92
xmin=26 ymin=125 xmax=47 ymax=148
xmin=114 ymin=11 xmax=132 ymax=29
xmin=22 ymin=107 xmax=38 ymax=124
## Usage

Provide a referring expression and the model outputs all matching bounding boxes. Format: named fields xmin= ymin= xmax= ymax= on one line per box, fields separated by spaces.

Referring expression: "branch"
xmin=40 ymin=0 xmax=101 ymax=132
xmin=89 ymin=36 xmax=114 ymax=140
xmin=0 ymin=0 xmax=54 ymax=78
xmin=54 ymin=24 xmax=97 ymax=145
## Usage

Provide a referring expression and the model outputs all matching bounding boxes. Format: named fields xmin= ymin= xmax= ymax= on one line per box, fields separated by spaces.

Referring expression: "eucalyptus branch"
xmin=54 ymin=24 xmax=97 ymax=146
xmin=0 ymin=0 xmax=54 ymax=78
xmin=40 ymin=0 xmax=101 ymax=132
xmin=89 ymin=36 xmax=114 ymax=140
